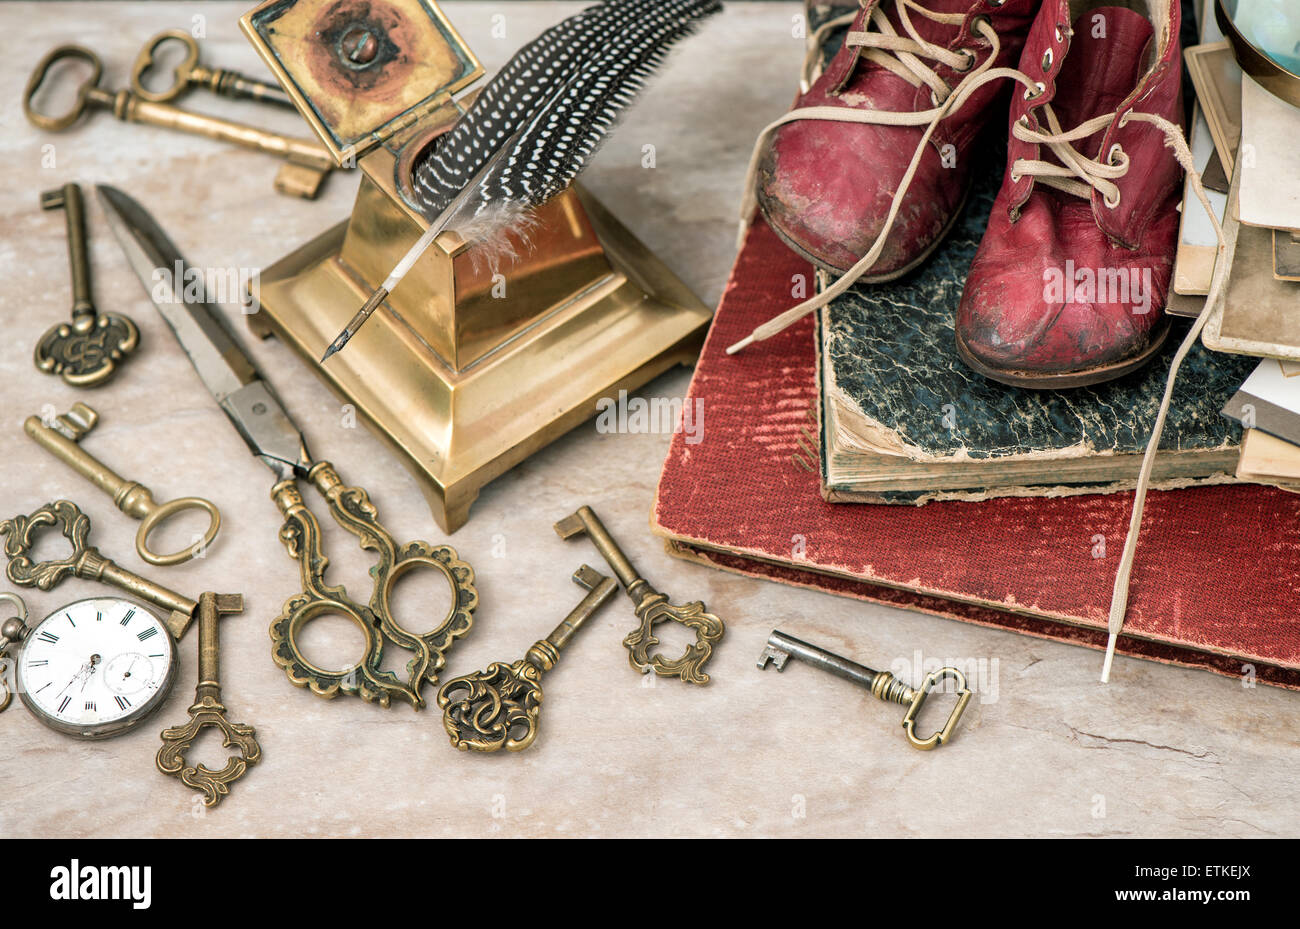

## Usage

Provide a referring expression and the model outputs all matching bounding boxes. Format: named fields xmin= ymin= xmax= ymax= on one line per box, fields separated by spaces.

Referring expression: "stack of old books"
xmin=651 ymin=0 xmax=1300 ymax=688
xmin=1174 ymin=8 xmax=1300 ymax=491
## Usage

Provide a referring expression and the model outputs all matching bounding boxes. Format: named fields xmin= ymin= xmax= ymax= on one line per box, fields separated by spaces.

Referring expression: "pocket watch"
xmin=0 ymin=592 xmax=178 ymax=739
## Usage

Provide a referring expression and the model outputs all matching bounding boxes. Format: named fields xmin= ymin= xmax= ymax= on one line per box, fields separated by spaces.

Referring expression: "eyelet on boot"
xmin=1107 ymin=144 xmax=1128 ymax=168
xmin=987 ymin=0 xmax=1005 ymax=6
xmin=955 ymin=48 xmax=977 ymax=72
xmin=1023 ymin=81 xmax=1045 ymax=100
xmin=1103 ymin=189 xmax=1122 ymax=209
xmin=1041 ymin=49 xmax=1053 ymax=70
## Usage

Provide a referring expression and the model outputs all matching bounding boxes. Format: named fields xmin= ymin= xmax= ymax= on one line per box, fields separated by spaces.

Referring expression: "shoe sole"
xmin=954 ymin=318 xmax=1173 ymax=390
xmin=758 ymin=185 xmax=971 ymax=284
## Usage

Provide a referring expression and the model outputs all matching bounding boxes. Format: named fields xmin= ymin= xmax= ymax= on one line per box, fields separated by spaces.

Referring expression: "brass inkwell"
xmin=239 ymin=0 xmax=712 ymax=531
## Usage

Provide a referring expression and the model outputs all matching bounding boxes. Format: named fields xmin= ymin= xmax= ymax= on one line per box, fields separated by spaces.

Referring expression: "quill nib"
xmin=321 ymin=287 xmax=389 ymax=363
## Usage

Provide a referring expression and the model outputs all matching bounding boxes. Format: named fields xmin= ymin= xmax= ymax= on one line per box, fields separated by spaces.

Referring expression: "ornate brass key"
xmin=24 ymin=46 xmax=336 ymax=199
xmin=25 ymin=404 xmax=221 ymax=566
xmin=131 ymin=29 xmax=293 ymax=109
xmin=35 ymin=183 xmax=139 ymax=387
xmin=758 ymin=630 xmax=973 ymax=750
xmin=438 ymin=565 xmax=618 ymax=753
xmin=158 ymin=592 xmax=261 ymax=808
xmin=555 ymin=505 xmax=723 ymax=684
xmin=0 ymin=501 xmax=198 ymax=640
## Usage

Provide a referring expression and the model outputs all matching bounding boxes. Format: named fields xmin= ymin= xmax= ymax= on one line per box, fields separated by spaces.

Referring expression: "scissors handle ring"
xmin=24 ymin=44 xmax=104 ymax=131
xmin=136 ymin=496 xmax=222 ymax=567
xmin=130 ymin=29 xmax=200 ymax=103
xmin=268 ymin=463 xmax=477 ymax=708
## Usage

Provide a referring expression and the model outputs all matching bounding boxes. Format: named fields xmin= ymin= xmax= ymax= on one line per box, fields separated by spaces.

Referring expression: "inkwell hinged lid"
xmin=238 ymin=0 xmax=483 ymax=166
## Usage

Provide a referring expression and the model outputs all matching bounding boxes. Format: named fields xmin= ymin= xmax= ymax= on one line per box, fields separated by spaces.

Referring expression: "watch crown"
xmin=2 ymin=617 xmax=26 ymax=643
xmin=0 ymin=593 xmax=27 ymax=645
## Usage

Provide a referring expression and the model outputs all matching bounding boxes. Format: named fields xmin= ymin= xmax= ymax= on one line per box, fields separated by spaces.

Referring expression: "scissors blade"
xmin=96 ymin=184 xmax=310 ymax=479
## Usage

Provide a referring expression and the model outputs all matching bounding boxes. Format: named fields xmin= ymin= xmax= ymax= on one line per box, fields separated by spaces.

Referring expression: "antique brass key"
xmin=758 ymin=630 xmax=973 ymax=750
xmin=35 ymin=183 xmax=139 ymax=387
xmin=0 ymin=501 xmax=199 ymax=640
xmin=24 ymin=46 xmax=335 ymax=199
xmin=25 ymin=404 xmax=221 ymax=566
xmin=438 ymin=565 xmax=618 ymax=753
xmin=158 ymin=592 xmax=261 ymax=808
xmin=555 ymin=505 xmax=723 ymax=684
xmin=131 ymin=29 xmax=293 ymax=109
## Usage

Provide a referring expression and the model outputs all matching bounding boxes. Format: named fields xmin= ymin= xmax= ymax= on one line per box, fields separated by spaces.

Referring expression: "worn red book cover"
xmin=652 ymin=218 xmax=1300 ymax=689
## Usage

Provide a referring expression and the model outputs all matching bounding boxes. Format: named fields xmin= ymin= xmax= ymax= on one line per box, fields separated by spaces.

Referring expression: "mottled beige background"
xmin=0 ymin=2 xmax=1295 ymax=838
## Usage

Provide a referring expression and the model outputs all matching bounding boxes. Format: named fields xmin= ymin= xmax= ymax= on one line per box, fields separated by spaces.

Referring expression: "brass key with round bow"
xmin=25 ymin=45 xmax=336 ymax=199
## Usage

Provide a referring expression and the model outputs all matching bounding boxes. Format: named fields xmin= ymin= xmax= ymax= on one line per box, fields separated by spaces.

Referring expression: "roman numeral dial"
xmin=14 ymin=598 xmax=177 ymax=739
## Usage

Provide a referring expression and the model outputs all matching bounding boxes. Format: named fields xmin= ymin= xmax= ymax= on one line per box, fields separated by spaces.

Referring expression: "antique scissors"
xmin=129 ymin=29 xmax=294 ymax=109
xmin=95 ymin=184 xmax=478 ymax=709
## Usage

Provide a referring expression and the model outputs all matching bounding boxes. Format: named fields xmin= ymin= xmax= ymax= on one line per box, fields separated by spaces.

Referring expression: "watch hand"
xmin=57 ymin=662 xmax=91 ymax=699
xmin=80 ymin=654 xmax=102 ymax=691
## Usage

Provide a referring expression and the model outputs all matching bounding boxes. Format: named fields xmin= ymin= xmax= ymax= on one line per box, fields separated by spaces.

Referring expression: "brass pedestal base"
xmin=249 ymin=187 xmax=711 ymax=533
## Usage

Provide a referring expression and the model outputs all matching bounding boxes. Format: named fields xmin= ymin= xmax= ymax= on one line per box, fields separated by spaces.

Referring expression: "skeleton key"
xmin=158 ymin=592 xmax=261 ymax=808
xmin=131 ymin=29 xmax=293 ymax=109
xmin=24 ymin=404 xmax=221 ymax=567
xmin=0 ymin=501 xmax=199 ymax=640
xmin=24 ymin=46 xmax=335 ymax=199
xmin=35 ymin=183 xmax=139 ymax=387
xmin=758 ymin=630 xmax=973 ymax=750
xmin=438 ymin=565 xmax=618 ymax=753
xmin=555 ymin=505 xmax=723 ymax=684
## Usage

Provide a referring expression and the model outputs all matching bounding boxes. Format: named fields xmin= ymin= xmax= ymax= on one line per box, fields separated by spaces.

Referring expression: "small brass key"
xmin=759 ymin=630 xmax=973 ymax=750
xmin=131 ymin=29 xmax=293 ymax=109
xmin=0 ymin=501 xmax=199 ymax=640
xmin=555 ymin=505 xmax=723 ymax=684
xmin=158 ymin=592 xmax=261 ymax=808
xmin=25 ymin=404 xmax=221 ymax=566
xmin=438 ymin=565 xmax=618 ymax=753
xmin=24 ymin=46 xmax=336 ymax=199
xmin=35 ymin=182 xmax=139 ymax=387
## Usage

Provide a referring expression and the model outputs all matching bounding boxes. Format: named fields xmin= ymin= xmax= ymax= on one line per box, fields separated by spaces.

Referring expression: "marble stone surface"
xmin=0 ymin=1 xmax=1295 ymax=839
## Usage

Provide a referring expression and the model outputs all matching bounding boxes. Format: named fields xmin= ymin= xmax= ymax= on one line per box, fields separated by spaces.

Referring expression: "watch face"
xmin=15 ymin=598 xmax=177 ymax=739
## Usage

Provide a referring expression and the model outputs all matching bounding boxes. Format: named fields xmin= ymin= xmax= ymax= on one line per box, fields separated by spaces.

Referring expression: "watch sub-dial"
xmin=103 ymin=652 xmax=158 ymax=696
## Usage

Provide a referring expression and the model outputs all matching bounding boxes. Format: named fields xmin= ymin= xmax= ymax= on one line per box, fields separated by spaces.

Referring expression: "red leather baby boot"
xmin=756 ymin=0 xmax=1041 ymax=279
xmin=955 ymin=0 xmax=1184 ymax=387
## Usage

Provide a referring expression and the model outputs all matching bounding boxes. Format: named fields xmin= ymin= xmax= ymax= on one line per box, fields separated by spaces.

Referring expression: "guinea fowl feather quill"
xmin=410 ymin=0 xmax=659 ymax=218
xmin=322 ymin=0 xmax=723 ymax=361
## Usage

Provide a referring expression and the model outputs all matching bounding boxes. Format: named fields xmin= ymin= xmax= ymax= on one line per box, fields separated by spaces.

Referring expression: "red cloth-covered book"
xmin=652 ymin=218 xmax=1300 ymax=689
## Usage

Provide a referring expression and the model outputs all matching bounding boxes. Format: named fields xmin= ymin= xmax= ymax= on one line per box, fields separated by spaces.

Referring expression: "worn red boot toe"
xmin=756 ymin=88 xmax=964 ymax=277
xmin=957 ymin=194 xmax=1176 ymax=385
